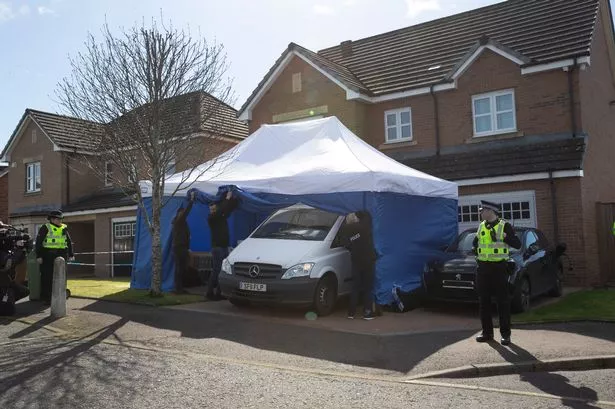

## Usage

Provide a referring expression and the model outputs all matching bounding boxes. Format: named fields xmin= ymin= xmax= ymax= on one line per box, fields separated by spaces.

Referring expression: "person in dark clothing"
xmin=472 ymin=200 xmax=522 ymax=346
xmin=35 ymin=210 xmax=74 ymax=306
xmin=206 ymin=190 xmax=239 ymax=300
xmin=343 ymin=210 xmax=378 ymax=320
xmin=171 ymin=191 xmax=196 ymax=294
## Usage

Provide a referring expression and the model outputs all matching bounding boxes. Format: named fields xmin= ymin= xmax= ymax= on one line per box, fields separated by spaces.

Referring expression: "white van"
xmin=218 ymin=205 xmax=352 ymax=316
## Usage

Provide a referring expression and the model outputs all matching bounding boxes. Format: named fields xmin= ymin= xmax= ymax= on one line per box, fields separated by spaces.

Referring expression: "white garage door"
xmin=457 ymin=190 xmax=537 ymax=233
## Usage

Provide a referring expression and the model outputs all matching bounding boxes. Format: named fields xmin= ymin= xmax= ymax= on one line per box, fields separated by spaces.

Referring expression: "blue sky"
xmin=1 ymin=0 xmax=613 ymax=149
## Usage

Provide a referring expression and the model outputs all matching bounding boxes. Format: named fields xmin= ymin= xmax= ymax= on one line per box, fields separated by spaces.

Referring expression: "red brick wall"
xmin=578 ymin=5 xmax=615 ymax=285
xmin=0 ymin=173 xmax=8 ymax=222
xmin=249 ymin=56 xmax=367 ymax=137
xmin=459 ymin=178 xmax=586 ymax=284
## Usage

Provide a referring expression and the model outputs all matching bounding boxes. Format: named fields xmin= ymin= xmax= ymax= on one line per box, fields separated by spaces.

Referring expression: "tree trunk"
xmin=150 ymin=184 xmax=163 ymax=296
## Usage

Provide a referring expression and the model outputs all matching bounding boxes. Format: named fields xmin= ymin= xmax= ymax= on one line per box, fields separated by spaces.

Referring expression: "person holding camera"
xmin=35 ymin=210 xmax=74 ymax=305
xmin=472 ymin=200 xmax=521 ymax=346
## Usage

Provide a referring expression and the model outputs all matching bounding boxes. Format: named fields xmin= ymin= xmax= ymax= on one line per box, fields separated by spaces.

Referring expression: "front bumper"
xmin=219 ymin=273 xmax=318 ymax=306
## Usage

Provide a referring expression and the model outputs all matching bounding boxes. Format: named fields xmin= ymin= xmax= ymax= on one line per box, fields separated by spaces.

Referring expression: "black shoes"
xmin=501 ymin=337 xmax=512 ymax=346
xmin=476 ymin=334 xmax=493 ymax=343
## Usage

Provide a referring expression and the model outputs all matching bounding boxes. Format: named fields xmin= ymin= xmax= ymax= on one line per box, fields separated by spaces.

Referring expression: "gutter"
xmin=430 ymin=85 xmax=441 ymax=156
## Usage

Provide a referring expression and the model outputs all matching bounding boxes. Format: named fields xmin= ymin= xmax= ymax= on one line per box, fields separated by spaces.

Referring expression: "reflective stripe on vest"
xmin=43 ymin=223 xmax=68 ymax=249
xmin=476 ymin=219 xmax=509 ymax=262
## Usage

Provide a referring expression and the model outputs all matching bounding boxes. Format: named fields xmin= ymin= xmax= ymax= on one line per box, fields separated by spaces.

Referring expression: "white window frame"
xmin=105 ymin=161 xmax=113 ymax=186
xmin=384 ymin=107 xmax=413 ymax=143
xmin=471 ymin=89 xmax=517 ymax=137
xmin=457 ymin=190 xmax=537 ymax=233
xmin=25 ymin=162 xmax=41 ymax=193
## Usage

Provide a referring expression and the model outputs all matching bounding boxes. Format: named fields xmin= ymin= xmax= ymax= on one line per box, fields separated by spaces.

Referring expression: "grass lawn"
xmin=514 ymin=289 xmax=615 ymax=323
xmin=67 ymin=277 xmax=204 ymax=306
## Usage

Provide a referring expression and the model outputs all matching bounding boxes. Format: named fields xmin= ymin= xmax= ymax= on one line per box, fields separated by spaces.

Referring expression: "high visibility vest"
xmin=476 ymin=219 xmax=510 ymax=262
xmin=612 ymin=221 xmax=615 ymax=236
xmin=43 ymin=223 xmax=68 ymax=249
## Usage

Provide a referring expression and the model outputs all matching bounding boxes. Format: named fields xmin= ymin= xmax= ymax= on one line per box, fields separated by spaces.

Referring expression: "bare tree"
xmin=55 ymin=19 xmax=240 ymax=295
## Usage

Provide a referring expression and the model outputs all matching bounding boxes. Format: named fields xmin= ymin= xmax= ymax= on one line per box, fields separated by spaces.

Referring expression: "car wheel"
xmin=313 ymin=275 xmax=337 ymax=316
xmin=511 ymin=276 xmax=531 ymax=313
xmin=548 ymin=265 xmax=564 ymax=297
xmin=229 ymin=298 xmax=251 ymax=308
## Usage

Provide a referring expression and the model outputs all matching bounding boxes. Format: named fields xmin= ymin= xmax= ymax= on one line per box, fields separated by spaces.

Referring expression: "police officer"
xmin=472 ymin=200 xmax=521 ymax=346
xmin=35 ymin=210 xmax=74 ymax=305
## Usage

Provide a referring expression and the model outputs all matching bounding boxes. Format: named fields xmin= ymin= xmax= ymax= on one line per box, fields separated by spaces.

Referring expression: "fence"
xmin=596 ymin=202 xmax=615 ymax=284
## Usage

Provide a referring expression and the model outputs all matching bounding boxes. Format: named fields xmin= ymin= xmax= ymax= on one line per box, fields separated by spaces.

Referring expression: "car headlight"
xmin=281 ymin=263 xmax=314 ymax=279
xmin=221 ymin=258 xmax=232 ymax=275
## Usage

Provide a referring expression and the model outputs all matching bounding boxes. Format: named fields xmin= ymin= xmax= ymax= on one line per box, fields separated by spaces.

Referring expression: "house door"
xmin=112 ymin=217 xmax=136 ymax=277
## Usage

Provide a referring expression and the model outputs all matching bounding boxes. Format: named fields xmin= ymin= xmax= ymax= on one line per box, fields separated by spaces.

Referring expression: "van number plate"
xmin=239 ymin=282 xmax=267 ymax=292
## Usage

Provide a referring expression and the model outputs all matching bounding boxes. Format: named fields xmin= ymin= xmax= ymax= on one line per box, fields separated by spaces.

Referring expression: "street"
xmin=1 ymin=298 xmax=614 ymax=408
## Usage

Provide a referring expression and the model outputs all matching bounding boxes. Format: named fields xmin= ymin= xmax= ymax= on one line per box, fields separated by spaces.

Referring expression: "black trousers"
xmin=348 ymin=262 xmax=375 ymax=316
xmin=173 ymin=247 xmax=189 ymax=292
xmin=476 ymin=261 xmax=511 ymax=338
xmin=40 ymin=250 xmax=67 ymax=302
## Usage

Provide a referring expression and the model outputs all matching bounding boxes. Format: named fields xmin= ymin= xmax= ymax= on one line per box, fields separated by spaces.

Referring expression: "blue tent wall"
xmin=131 ymin=187 xmax=458 ymax=304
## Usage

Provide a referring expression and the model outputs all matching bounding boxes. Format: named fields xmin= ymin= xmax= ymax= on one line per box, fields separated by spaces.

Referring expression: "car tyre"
xmin=548 ymin=265 xmax=564 ymax=297
xmin=313 ymin=275 xmax=337 ymax=316
xmin=229 ymin=298 xmax=251 ymax=308
xmin=511 ymin=276 xmax=531 ymax=313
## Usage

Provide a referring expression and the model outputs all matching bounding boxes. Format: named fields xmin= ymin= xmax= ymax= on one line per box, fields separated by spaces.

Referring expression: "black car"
xmin=422 ymin=227 xmax=568 ymax=313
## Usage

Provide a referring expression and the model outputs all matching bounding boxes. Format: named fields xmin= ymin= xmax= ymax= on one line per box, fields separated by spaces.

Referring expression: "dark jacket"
xmin=341 ymin=211 xmax=377 ymax=266
xmin=208 ymin=197 xmax=239 ymax=248
xmin=172 ymin=199 xmax=195 ymax=249
xmin=472 ymin=218 xmax=522 ymax=261
xmin=35 ymin=224 xmax=74 ymax=258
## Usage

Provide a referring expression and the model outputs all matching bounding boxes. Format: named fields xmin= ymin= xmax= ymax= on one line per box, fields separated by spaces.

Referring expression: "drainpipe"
xmin=430 ymin=84 xmax=441 ymax=156
xmin=548 ymin=169 xmax=560 ymax=244
xmin=567 ymin=58 xmax=578 ymax=138
xmin=65 ymin=153 xmax=70 ymax=206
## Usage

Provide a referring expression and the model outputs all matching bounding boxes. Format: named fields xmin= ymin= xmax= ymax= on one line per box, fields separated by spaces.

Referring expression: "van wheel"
xmin=229 ymin=298 xmax=250 ymax=308
xmin=313 ymin=275 xmax=337 ymax=316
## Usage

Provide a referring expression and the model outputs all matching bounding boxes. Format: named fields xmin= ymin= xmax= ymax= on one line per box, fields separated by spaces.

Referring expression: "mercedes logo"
xmin=249 ymin=265 xmax=260 ymax=278
xmin=455 ymin=273 xmax=462 ymax=281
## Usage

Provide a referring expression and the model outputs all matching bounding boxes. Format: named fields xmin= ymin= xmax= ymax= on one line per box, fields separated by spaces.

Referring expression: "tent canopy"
xmin=140 ymin=116 xmax=457 ymax=199
xmin=133 ymin=117 xmax=459 ymax=304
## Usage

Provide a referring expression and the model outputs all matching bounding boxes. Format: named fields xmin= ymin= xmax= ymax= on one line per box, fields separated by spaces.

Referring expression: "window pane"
xmin=496 ymin=93 xmax=513 ymax=112
xmin=401 ymin=125 xmax=411 ymax=139
xmin=474 ymin=98 xmax=491 ymax=115
xmin=521 ymin=202 xmax=529 ymax=210
xmin=400 ymin=110 xmax=410 ymax=124
xmin=387 ymin=127 xmax=397 ymax=141
xmin=475 ymin=115 xmax=492 ymax=133
xmin=463 ymin=214 xmax=471 ymax=222
xmin=386 ymin=113 xmax=396 ymax=126
xmin=496 ymin=112 xmax=515 ymax=130
xmin=522 ymin=210 xmax=530 ymax=219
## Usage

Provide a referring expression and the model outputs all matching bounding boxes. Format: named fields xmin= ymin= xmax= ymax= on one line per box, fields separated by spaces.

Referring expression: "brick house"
xmin=237 ymin=0 xmax=615 ymax=286
xmin=0 ymin=163 xmax=7 ymax=223
xmin=1 ymin=92 xmax=247 ymax=277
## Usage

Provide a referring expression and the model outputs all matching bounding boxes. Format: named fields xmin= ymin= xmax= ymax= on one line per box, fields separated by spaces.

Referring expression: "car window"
xmin=525 ymin=231 xmax=539 ymax=249
xmin=251 ymin=208 xmax=339 ymax=241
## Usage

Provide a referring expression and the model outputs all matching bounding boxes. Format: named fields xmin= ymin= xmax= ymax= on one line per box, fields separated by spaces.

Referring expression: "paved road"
xmin=1 ymin=320 xmax=613 ymax=409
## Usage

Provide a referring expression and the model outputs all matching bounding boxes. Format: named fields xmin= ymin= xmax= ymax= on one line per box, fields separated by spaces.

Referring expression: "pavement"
xmin=3 ymin=288 xmax=613 ymax=381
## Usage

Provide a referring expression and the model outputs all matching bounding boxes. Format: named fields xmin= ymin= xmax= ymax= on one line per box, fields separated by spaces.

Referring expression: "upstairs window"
xmin=25 ymin=162 xmax=41 ymax=193
xmin=472 ymin=90 xmax=516 ymax=137
xmin=385 ymin=108 xmax=412 ymax=143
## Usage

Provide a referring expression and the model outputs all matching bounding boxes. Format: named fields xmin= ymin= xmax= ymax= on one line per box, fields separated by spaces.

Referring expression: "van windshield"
xmin=251 ymin=208 xmax=339 ymax=241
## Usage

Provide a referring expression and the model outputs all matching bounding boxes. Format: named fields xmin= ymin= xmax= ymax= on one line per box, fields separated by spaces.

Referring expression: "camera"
xmin=0 ymin=224 xmax=33 ymax=316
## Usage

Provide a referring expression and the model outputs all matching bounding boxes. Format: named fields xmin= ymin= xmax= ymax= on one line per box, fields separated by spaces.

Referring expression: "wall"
xmin=7 ymin=120 xmax=63 ymax=214
xmin=578 ymin=3 xmax=615 ymax=285
xmin=249 ymin=56 xmax=367 ymax=138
